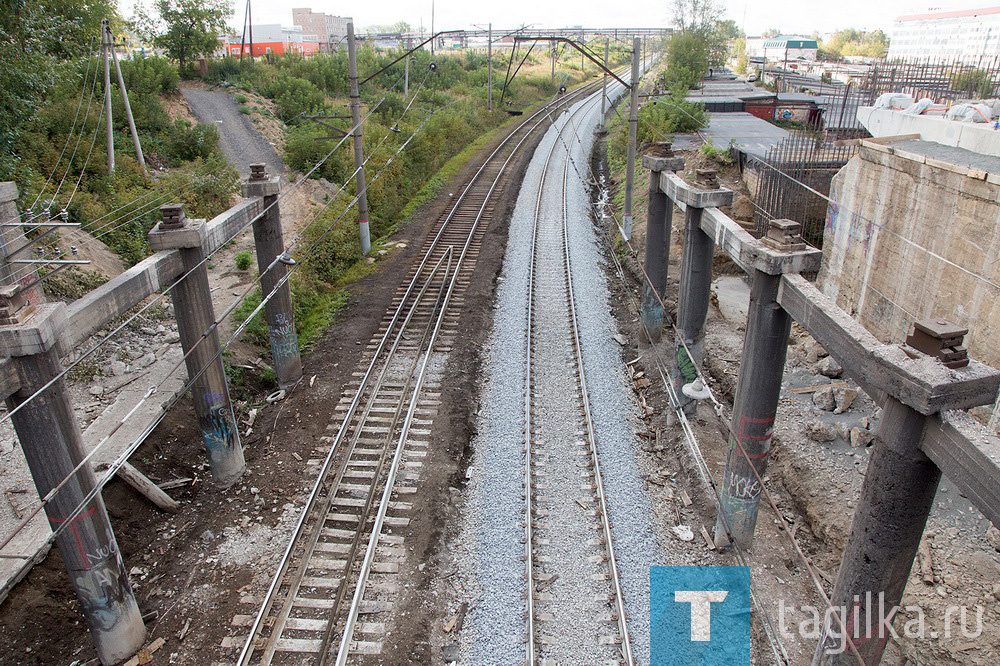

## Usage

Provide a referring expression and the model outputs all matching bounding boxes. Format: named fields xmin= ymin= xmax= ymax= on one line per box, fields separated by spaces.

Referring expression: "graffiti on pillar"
xmin=675 ymin=343 xmax=698 ymax=384
xmin=267 ymin=311 xmax=299 ymax=365
xmin=69 ymin=550 xmax=132 ymax=631
xmin=199 ymin=399 xmax=237 ymax=460
xmin=48 ymin=506 xmax=98 ymax=564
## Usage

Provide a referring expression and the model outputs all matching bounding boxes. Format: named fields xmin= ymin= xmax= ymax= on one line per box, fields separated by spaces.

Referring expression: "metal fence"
xmin=865 ymin=55 xmax=1000 ymax=102
xmin=745 ymin=127 xmax=859 ymax=248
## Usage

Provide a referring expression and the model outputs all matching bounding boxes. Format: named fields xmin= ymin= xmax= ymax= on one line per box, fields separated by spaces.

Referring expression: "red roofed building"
xmin=221 ymin=24 xmax=320 ymax=58
xmin=888 ymin=5 xmax=1000 ymax=62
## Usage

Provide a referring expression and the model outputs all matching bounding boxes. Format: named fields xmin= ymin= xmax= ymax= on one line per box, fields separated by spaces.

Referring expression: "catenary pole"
xmin=488 ymin=23 xmax=493 ymax=111
xmin=623 ymin=37 xmax=640 ymax=240
xmin=102 ymin=20 xmax=114 ymax=175
xmin=108 ymin=24 xmax=146 ymax=172
xmin=347 ymin=22 xmax=372 ymax=255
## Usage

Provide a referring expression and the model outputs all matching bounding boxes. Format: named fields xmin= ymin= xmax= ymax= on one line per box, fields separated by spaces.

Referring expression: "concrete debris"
xmin=816 ymin=356 xmax=843 ymax=378
xmin=88 ymin=385 xmax=104 ymax=396
xmin=613 ymin=333 xmax=628 ymax=346
xmin=812 ymin=385 xmax=836 ymax=412
xmin=987 ymin=525 xmax=1000 ymax=552
xmin=111 ymin=360 xmax=127 ymax=377
xmin=136 ymin=352 xmax=157 ymax=369
xmin=672 ymin=525 xmax=695 ymax=541
xmin=850 ymin=427 xmax=875 ymax=448
xmin=805 ymin=421 xmax=838 ymax=442
xmin=833 ymin=387 xmax=858 ymax=414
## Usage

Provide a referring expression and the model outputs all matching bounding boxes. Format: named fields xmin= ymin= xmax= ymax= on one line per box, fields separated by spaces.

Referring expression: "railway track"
xmin=523 ymin=89 xmax=633 ymax=665
xmin=230 ymin=75 xmax=618 ymax=666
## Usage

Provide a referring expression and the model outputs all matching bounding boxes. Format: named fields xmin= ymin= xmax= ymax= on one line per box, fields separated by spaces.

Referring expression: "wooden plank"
xmin=63 ymin=250 xmax=183 ymax=350
xmin=61 ymin=196 xmax=263 ymax=352
xmin=777 ymin=274 xmax=1000 ymax=414
xmin=920 ymin=411 xmax=1000 ymax=527
xmin=203 ymin=197 xmax=263 ymax=255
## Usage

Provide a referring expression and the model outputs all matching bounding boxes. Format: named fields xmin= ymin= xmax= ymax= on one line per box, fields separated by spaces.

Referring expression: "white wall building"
xmin=292 ymin=8 xmax=352 ymax=51
xmin=888 ymin=6 xmax=1000 ymax=62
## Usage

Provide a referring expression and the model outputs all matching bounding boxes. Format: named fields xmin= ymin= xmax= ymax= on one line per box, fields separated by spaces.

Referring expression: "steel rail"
xmin=237 ymin=74 xmax=612 ymax=666
xmin=524 ymin=86 xmax=634 ymax=664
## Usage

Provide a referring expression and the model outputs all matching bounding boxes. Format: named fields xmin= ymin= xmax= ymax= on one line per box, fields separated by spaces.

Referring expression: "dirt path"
xmin=181 ymin=86 xmax=284 ymax=182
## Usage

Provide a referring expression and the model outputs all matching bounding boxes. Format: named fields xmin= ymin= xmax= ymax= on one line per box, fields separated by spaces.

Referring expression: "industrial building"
xmin=221 ymin=24 xmax=320 ymax=57
xmin=291 ymin=8 xmax=352 ymax=51
xmin=888 ymin=5 xmax=1000 ymax=62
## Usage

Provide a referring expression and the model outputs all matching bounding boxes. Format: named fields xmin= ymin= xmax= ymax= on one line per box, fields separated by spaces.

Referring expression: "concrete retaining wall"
xmin=819 ymin=145 xmax=1000 ymax=368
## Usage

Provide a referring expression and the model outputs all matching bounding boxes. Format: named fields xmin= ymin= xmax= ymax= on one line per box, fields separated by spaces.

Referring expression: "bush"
xmin=235 ymin=251 xmax=253 ymax=270
xmin=120 ymin=56 xmax=179 ymax=95
xmin=165 ymin=118 xmax=220 ymax=163
xmin=234 ymin=93 xmax=248 ymax=104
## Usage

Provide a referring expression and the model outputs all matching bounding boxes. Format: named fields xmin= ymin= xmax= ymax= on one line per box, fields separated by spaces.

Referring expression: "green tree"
xmin=671 ymin=0 xmax=723 ymax=36
xmin=665 ymin=30 xmax=709 ymax=90
xmin=139 ymin=0 xmax=232 ymax=74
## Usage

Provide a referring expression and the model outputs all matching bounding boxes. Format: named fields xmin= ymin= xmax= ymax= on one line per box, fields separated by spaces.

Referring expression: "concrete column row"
xmin=0 ymin=166 xmax=300 ymax=664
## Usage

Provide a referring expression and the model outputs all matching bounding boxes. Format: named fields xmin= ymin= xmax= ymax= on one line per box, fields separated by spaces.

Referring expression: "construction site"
xmin=0 ymin=5 xmax=998 ymax=666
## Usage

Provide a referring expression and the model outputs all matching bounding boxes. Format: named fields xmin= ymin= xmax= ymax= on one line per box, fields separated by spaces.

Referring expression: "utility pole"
xmin=623 ymin=37 xmax=640 ymax=241
xmin=551 ymin=40 xmax=556 ymax=87
xmin=600 ymin=38 xmax=608 ymax=128
xmin=102 ymin=20 xmax=114 ymax=175
xmin=108 ymin=23 xmax=146 ymax=173
xmin=347 ymin=22 xmax=372 ymax=255
xmin=404 ymin=54 xmax=409 ymax=98
xmin=248 ymin=0 xmax=254 ymax=62
xmin=239 ymin=0 xmax=249 ymax=62
xmin=488 ymin=23 xmax=493 ymax=111
xmin=431 ymin=0 xmax=435 ymax=55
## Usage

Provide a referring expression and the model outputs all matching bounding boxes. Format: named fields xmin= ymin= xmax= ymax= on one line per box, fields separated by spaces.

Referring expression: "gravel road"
xmin=181 ymin=87 xmax=284 ymax=179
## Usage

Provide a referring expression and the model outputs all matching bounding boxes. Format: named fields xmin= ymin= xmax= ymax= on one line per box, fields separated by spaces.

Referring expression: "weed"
xmin=235 ymin=251 xmax=254 ymax=270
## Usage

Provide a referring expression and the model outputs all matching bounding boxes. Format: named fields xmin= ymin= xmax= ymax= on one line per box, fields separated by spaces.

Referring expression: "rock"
xmin=136 ymin=352 xmax=157 ymax=368
xmin=613 ymin=333 xmax=628 ymax=346
xmin=88 ymin=385 xmax=104 ymax=397
xmin=850 ymin=427 xmax=875 ymax=448
xmin=966 ymin=551 xmax=1000 ymax=580
xmin=813 ymin=386 xmax=836 ymax=411
xmin=110 ymin=360 xmax=127 ymax=377
xmin=987 ymin=525 xmax=1000 ymax=552
xmin=200 ymin=530 xmax=215 ymax=543
xmin=992 ymin=583 xmax=1000 ymax=602
xmin=165 ymin=332 xmax=181 ymax=344
xmin=672 ymin=525 xmax=695 ymax=542
xmin=805 ymin=421 xmax=838 ymax=442
xmin=376 ymin=249 xmax=389 ymax=256
xmin=834 ymin=423 xmax=850 ymax=441
xmin=817 ymin=356 xmax=843 ymax=378
xmin=140 ymin=326 xmax=157 ymax=336
xmin=833 ymin=388 xmax=858 ymax=414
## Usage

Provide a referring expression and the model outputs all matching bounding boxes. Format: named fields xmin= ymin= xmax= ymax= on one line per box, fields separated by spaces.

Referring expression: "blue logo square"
xmin=651 ymin=566 xmax=754 ymax=665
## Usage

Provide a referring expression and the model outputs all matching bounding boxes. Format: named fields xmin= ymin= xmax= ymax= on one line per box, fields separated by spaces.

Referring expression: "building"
xmin=745 ymin=35 xmax=818 ymax=63
xmin=292 ymin=8 xmax=352 ymax=51
xmin=222 ymin=24 xmax=320 ymax=57
xmin=888 ymin=6 xmax=1000 ymax=63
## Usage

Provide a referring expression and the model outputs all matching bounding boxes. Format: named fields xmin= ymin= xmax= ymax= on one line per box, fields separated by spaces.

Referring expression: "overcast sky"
xmin=121 ymin=1 xmax=998 ymax=37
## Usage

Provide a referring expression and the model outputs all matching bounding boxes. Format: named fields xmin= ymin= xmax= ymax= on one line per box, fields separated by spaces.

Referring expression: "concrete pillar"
xmin=672 ymin=170 xmax=727 ymax=414
xmin=714 ymin=221 xmax=799 ymax=550
xmin=149 ymin=204 xmax=244 ymax=487
xmin=242 ymin=165 xmax=302 ymax=389
xmin=813 ymin=397 xmax=938 ymax=664
xmin=0 ymin=303 xmax=145 ymax=665
xmin=638 ymin=152 xmax=683 ymax=345
xmin=0 ymin=182 xmax=44 ymax=306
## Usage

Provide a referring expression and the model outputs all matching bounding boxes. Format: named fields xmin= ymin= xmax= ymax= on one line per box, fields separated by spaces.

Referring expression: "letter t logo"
xmin=675 ymin=590 xmax=729 ymax=641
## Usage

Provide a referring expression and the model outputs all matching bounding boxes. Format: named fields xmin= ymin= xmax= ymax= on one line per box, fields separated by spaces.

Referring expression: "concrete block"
xmin=659 ymin=171 xmax=735 ymax=208
xmin=0 ymin=182 xmax=17 ymax=203
xmin=0 ymin=303 xmax=67 ymax=357
xmin=642 ymin=155 xmax=685 ymax=173
xmin=148 ymin=219 xmax=207 ymax=251
xmin=241 ymin=177 xmax=279 ymax=198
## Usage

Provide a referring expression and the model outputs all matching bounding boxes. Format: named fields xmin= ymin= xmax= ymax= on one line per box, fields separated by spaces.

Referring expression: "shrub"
xmin=235 ymin=250 xmax=253 ymax=270
xmin=234 ymin=93 xmax=248 ymax=104
xmin=165 ymin=118 xmax=220 ymax=163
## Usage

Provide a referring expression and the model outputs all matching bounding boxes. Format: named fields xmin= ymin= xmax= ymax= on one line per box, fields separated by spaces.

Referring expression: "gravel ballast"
xmin=459 ymin=79 xmax=663 ymax=664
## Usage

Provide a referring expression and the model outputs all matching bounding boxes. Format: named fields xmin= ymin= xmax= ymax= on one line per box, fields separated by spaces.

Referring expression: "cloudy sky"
xmin=121 ymin=1 xmax=997 ymax=37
